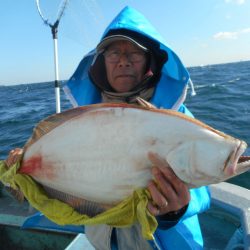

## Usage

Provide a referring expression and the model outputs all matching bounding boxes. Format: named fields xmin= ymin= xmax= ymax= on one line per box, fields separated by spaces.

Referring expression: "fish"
xmin=8 ymin=103 xmax=250 ymax=216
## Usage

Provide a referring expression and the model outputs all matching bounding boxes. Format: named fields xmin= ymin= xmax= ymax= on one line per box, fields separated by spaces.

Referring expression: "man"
xmin=98 ymin=37 xmax=190 ymax=214
xmin=64 ymin=6 xmax=210 ymax=250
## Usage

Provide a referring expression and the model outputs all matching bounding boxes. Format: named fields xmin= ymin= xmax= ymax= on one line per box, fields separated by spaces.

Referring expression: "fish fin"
xmin=69 ymin=197 xmax=109 ymax=217
xmin=5 ymin=186 xmax=25 ymax=202
xmin=136 ymin=97 xmax=157 ymax=109
xmin=24 ymin=102 xmax=234 ymax=149
xmin=23 ymin=103 xmax=147 ymax=149
xmin=24 ymin=106 xmax=94 ymax=149
xmin=42 ymin=185 xmax=110 ymax=217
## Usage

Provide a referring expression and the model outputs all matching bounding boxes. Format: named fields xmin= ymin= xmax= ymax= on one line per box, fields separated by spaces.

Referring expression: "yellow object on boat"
xmin=0 ymin=160 xmax=157 ymax=240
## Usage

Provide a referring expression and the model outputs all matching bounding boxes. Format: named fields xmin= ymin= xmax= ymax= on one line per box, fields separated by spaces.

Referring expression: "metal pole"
xmin=35 ymin=0 xmax=69 ymax=114
xmin=53 ymin=37 xmax=61 ymax=113
xmin=51 ymin=22 xmax=61 ymax=113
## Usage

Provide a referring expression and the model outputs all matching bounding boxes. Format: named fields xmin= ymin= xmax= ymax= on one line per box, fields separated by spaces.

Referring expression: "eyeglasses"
xmin=104 ymin=50 xmax=146 ymax=63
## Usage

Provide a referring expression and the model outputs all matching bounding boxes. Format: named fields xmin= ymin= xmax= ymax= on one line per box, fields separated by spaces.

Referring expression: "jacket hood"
xmin=89 ymin=27 xmax=167 ymax=93
xmin=64 ymin=6 xmax=191 ymax=109
xmin=98 ymin=6 xmax=189 ymax=82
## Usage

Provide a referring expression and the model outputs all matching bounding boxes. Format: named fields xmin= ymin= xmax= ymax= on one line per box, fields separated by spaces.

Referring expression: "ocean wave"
xmin=1 ymin=62 xmax=249 ymax=188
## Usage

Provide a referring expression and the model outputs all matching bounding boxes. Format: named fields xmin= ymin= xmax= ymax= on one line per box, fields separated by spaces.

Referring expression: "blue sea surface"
xmin=186 ymin=61 xmax=250 ymax=188
xmin=0 ymin=61 xmax=249 ymax=189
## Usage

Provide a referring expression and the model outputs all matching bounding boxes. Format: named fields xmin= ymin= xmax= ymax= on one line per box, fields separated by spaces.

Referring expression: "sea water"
xmin=0 ymin=60 xmax=249 ymax=189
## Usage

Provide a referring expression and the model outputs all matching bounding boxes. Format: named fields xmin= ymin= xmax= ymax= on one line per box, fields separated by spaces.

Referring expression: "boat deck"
xmin=0 ymin=182 xmax=249 ymax=250
xmin=0 ymin=186 xmax=76 ymax=249
xmin=0 ymin=193 xmax=34 ymax=226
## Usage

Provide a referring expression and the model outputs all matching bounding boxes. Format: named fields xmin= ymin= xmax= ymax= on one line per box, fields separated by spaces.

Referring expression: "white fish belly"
xmin=22 ymin=107 xmax=242 ymax=204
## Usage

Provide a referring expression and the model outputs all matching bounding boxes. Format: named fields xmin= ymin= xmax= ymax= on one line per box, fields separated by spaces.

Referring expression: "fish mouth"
xmin=236 ymin=155 xmax=250 ymax=174
xmin=224 ymin=141 xmax=249 ymax=176
xmin=238 ymin=155 xmax=250 ymax=164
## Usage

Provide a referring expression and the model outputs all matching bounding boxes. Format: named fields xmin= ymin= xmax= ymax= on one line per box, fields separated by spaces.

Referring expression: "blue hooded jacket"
xmin=64 ymin=6 xmax=210 ymax=250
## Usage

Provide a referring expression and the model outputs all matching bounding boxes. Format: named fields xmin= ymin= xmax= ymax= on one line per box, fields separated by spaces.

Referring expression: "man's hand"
xmin=5 ymin=148 xmax=23 ymax=168
xmin=147 ymin=152 xmax=190 ymax=216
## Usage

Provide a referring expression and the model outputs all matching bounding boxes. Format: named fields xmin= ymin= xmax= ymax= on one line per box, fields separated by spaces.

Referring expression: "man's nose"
xmin=118 ymin=53 xmax=131 ymax=66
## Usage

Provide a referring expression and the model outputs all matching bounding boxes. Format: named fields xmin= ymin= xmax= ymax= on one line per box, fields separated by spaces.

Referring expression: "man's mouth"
xmin=116 ymin=75 xmax=134 ymax=79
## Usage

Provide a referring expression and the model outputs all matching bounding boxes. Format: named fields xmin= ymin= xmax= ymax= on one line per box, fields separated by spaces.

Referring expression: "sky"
xmin=1 ymin=0 xmax=250 ymax=85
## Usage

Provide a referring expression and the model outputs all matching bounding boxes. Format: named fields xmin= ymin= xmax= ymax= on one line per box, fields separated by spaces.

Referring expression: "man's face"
xmin=104 ymin=40 xmax=147 ymax=93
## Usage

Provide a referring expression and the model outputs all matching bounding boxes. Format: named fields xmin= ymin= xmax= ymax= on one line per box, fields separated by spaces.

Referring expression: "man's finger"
xmin=5 ymin=148 xmax=23 ymax=167
xmin=152 ymin=167 xmax=178 ymax=200
xmin=148 ymin=180 xmax=168 ymax=209
xmin=148 ymin=152 xmax=170 ymax=168
xmin=147 ymin=201 xmax=160 ymax=216
xmin=148 ymin=152 xmax=186 ymax=193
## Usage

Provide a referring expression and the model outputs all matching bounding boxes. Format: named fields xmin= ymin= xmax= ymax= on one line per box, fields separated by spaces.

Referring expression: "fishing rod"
xmin=35 ymin=0 xmax=69 ymax=113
